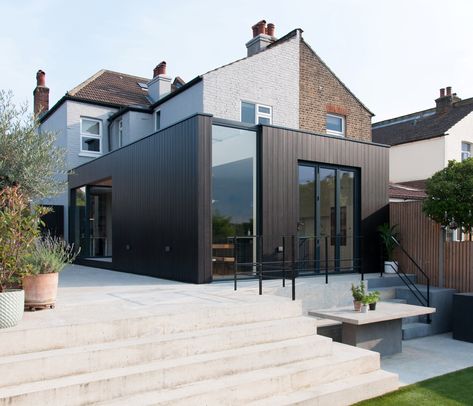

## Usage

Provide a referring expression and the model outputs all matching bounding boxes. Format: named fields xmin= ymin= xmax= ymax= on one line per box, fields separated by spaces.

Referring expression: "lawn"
xmin=356 ymin=367 xmax=473 ymax=405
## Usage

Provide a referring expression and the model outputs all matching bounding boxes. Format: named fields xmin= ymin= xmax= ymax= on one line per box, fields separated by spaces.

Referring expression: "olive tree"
xmin=0 ymin=90 xmax=67 ymax=199
xmin=423 ymin=159 xmax=473 ymax=234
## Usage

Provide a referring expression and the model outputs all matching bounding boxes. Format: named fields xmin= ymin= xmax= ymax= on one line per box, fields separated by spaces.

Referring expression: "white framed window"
xmin=80 ymin=117 xmax=102 ymax=155
xmin=155 ymin=110 xmax=161 ymax=131
xmin=241 ymin=101 xmax=272 ymax=125
xmin=117 ymin=119 xmax=123 ymax=148
xmin=461 ymin=142 xmax=471 ymax=161
xmin=326 ymin=114 xmax=345 ymax=137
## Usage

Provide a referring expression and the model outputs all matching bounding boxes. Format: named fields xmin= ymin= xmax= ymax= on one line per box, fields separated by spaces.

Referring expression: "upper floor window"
xmin=461 ymin=142 xmax=471 ymax=161
xmin=326 ymin=114 xmax=345 ymax=137
xmin=117 ymin=119 xmax=123 ymax=148
xmin=241 ymin=102 xmax=272 ymax=125
xmin=80 ymin=118 xmax=102 ymax=155
xmin=155 ymin=111 xmax=161 ymax=131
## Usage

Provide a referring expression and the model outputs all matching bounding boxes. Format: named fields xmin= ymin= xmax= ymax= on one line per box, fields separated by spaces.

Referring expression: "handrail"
xmin=388 ymin=236 xmax=431 ymax=324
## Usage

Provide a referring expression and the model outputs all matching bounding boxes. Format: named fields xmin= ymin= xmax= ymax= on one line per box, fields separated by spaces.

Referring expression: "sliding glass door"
xmin=298 ymin=163 xmax=358 ymax=272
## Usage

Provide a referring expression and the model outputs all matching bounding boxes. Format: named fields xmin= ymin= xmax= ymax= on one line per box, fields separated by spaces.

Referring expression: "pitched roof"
xmin=389 ymin=182 xmax=427 ymax=200
xmin=372 ymin=98 xmax=473 ymax=146
xmin=68 ymin=70 xmax=152 ymax=107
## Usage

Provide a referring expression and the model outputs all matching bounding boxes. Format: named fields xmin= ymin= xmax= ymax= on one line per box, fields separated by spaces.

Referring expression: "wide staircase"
xmin=0 ymin=298 xmax=398 ymax=405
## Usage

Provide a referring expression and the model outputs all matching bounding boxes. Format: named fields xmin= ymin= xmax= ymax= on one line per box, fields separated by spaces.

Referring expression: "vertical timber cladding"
xmin=260 ymin=126 xmax=389 ymax=273
xmin=69 ymin=114 xmax=213 ymax=283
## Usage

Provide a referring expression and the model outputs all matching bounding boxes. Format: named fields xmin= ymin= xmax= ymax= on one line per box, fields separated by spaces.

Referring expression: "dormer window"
xmin=326 ymin=114 xmax=345 ymax=137
xmin=80 ymin=118 xmax=102 ymax=156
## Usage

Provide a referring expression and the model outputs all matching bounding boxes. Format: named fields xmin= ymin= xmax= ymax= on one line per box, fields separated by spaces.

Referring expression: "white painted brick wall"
xmin=202 ymin=35 xmax=300 ymax=128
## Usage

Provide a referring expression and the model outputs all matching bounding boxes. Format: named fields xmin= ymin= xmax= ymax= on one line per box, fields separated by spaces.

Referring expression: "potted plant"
xmin=366 ymin=291 xmax=381 ymax=311
xmin=378 ymin=223 xmax=400 ymax=274
xmin=360 ymin=295 xmax=369 ymax=313
xmin=0 ymin=186 xmax=45 ymax=328
xmin=23 ymin=235 xmax=79 ymax=311
xmin=351 ymin=282 xmax=366 ymax=311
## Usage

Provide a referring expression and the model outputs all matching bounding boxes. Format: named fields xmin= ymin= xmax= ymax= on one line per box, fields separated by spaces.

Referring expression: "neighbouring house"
xmin=36 ymin=20 xmax=388 ymax=283
xmin=372 ymin=87 xmax=473 ymax=185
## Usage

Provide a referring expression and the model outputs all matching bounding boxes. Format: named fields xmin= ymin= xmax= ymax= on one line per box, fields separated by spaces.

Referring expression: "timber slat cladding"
xmin=391 ymin=201 xmax=473 ymax=292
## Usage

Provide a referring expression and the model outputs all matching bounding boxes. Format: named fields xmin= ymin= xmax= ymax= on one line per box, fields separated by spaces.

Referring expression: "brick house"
xmin=36 ymin=20 xmax=387 ymax=282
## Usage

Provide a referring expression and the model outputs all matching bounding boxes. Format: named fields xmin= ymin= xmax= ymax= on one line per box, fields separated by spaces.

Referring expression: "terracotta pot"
xmin=353 ymin=300 xmax=362 ymax=312
xmin=23 ymin=273 xmax=58 ymax=310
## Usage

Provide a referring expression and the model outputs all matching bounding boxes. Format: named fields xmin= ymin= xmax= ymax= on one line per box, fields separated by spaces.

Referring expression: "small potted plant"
xmin=360 ymin=295 xmax=369 ymax=313
xmin=378 ymin=223 xmax=400 ymax=274
xmin=366 ymin=291 xmax=381 ymax=311
xmin=351 ymin=282 xmax=366 ymax=311
xmin=22 ymin=234 xmax=79 ymax=311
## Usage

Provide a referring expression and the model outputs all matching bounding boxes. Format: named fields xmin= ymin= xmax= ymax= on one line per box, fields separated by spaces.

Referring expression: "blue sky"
xmin=1 ymin=0 xmax=472 ymax=121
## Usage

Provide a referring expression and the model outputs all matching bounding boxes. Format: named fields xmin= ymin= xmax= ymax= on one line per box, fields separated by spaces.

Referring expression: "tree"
xmin=0 ymin=90 xmax=67 ymax=199
xmin=423 ymin=159 xmax=473 ymax=233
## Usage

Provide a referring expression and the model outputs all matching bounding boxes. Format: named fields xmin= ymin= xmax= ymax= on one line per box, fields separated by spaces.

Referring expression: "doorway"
xmin=298 ymin=163 xmax=359 ymax=273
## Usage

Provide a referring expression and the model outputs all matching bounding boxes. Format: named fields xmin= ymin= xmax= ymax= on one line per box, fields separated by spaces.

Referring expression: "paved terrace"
xmin=15 ymin=265 xmax=473 ymax=385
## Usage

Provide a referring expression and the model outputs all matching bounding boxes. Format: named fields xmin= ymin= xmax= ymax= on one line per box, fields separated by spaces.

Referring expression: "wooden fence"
xmin=390 ymin=201 xmax=473 ymax=293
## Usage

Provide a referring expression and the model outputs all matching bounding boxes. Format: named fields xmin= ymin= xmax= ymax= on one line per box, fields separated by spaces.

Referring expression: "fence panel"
xmin=445 ymin=241 xmax=473 ymax=292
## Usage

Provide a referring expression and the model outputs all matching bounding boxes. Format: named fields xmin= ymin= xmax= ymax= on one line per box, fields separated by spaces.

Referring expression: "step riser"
xmin=152 ymin=354 xmax=380 ymax=406
xmin=0 ymin=301 xmax=302 ymax=357
xmin=0 ymin=338 xmax=334 ymax=406
xmin=0 ymin=318 xmax=318 ymax=388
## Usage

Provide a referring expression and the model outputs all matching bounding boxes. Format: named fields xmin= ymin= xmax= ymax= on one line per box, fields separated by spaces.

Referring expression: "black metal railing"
xmin=384 ymin=236 xmax=431 ymax=323
xmin=231 ymin=235 xmax=363 ymax=301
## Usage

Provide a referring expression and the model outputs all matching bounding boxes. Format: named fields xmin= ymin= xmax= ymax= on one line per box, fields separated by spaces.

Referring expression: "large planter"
xmin=0 ymin=289 xmax=25 ymax=329
xmin=23 ymin=273 xmax=58 ymax=311
xmin=384 ymin=260 xmax=398 ymax=274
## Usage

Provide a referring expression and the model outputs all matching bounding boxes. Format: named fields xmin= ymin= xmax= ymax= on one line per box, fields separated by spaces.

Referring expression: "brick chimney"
xmin=33 ymin=70 xmax=49 ymax=116
xmin=148 ymin=61 xmax=172 ymax=102
xmin=246 ymin=20 xmax=277 ymax=57
xmin=435 ymin=86 xmax=461 ymax=114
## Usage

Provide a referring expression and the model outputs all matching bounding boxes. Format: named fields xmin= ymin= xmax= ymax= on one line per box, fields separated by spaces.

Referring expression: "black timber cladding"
xmin=69 ymin=114 xmax=212 ymax=283
xmin=260 ymin=126 xmax=389 ymax=273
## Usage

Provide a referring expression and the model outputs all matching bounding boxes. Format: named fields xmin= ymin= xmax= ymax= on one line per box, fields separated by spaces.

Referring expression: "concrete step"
xmin=382 ymin=298 xmax=407 ymax=304
xmin=371 ymin=287 xmax=397 ymax=300
xmin=0 ymin=299 xmax=302 ymax=357
xmin=402 ymin=322 xmax=432 ymax=340
xmin=0 ymin=334 xmax=334 ymax=405
xmin=0 ymin=316 xmax=318 ymax=388
xmin=367 ymin=274 xmax=416 ymax=289
xmin=248 ymin=369 xmax=399 ymax=406
xmin=96 ymin=343 xmax=380 ymax=406
xmin=402 ymin=315 xmax=420 ymax=325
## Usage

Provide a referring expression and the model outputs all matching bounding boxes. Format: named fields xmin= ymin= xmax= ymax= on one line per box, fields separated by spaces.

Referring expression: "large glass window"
xmin=80 ymin=118 xmax=102 ymax=155
xmin=212 ymin=124 xmax=257 ymax=278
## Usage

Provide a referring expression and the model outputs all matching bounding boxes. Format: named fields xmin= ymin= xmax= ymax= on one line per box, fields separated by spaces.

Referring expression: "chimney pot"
xmin=252 ymin=20 xmax=266 ymax=37
xmin=266 ymin=23 xmax=275 ymax=37
xmin=36 ymin=70 xmax=46 ymax=86
xmin=446 ymin=86 xmax=452 ymax=96
xmin=440 ymin=88 xmax=445 ymax=98
xmin=153 ymin=61 xmax=167 ymax=78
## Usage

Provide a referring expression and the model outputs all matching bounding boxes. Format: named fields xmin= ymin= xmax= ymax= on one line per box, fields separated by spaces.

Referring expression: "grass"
xmin=356 ymin=367 xmax=473 ymax=405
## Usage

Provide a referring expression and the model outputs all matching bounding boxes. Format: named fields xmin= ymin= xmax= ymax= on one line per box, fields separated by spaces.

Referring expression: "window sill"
xmin=79 ymin=152 xmax=102 ymax=158
xmin=326 ymin=131 xmax=345 ymax=137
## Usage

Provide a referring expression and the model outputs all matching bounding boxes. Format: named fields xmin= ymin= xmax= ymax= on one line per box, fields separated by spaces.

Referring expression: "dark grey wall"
xmin=260 ymin=126 xmax=389 ymax=273
xmin=69 ymin=114 xmax=212 ymax=283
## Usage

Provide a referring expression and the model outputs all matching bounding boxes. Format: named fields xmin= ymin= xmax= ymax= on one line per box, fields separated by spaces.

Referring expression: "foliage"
xmin=378 ymin=223 xmax=399 ymax=261
xmin=351 ymin=282 xmax=366 ymax=301
xmin=212 ymin=212 xmax=236 ymax=241
xmin=423 ymin=159 xmax=473 ymax=233
xmin=26 ymin=234 xmax=80 ymax=275
xmin=0 ymin=90 xmax=67 ymax=200
xmin=363 ymin=291 xmax=380 ymax=305
xmin=0 ymin=186 xmax=48 ymax=292
xmin=356 ymin=366 xmax=473 ymax=405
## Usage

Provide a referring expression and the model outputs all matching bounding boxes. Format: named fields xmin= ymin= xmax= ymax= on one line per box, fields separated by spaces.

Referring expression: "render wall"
xmin=389 ymin=137 xmax=445 ymax=183
xmin=299 ymin=41 xmax=372 ymax=142
xmin=444 ymin=111 xmax=473 ymax=163
xmin=202 ymin=36 xmax=300 ymax=128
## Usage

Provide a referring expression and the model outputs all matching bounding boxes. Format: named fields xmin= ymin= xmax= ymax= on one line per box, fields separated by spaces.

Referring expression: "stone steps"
xmin=96 ymin=344 xmax=393 ymax=406
xmin=402 ymin=322 xmax=433 ymax=340
xmin=0 ymin=316 xmax=318 ymax=388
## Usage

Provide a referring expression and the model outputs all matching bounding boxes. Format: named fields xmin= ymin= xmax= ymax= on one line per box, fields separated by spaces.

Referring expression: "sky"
xmin=1 ymin=0 xmax=472 ymax=122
